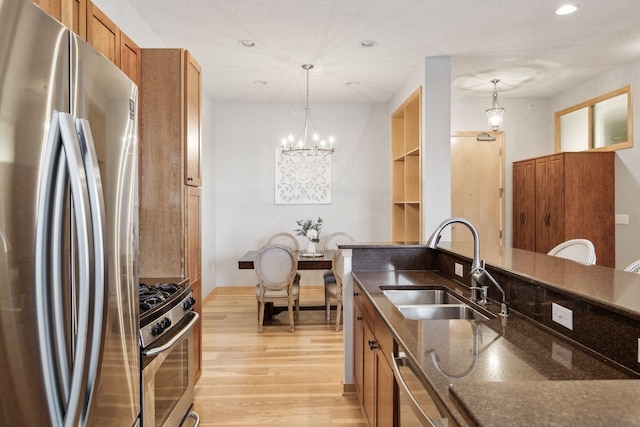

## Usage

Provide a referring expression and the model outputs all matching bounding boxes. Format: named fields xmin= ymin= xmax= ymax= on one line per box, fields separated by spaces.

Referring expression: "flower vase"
xmin=307 ymin=241 xmax=316 ymax=254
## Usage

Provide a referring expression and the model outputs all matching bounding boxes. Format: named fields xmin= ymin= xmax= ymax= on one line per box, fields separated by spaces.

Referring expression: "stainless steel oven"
xmin=140 ymin=281 xmax=200 ymax=427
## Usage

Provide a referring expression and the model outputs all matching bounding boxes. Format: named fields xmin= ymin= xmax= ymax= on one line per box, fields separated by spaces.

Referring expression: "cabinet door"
xmin=87 ymin=1 xmax=120 ymax=66
xmin=62 ymin=0 xmax=86 ymax=39
xmin=512 ymin=159 xmax=536 ymax=251
xmin=353 ymin=304 xmax=365 ymax=405
xmin=120 ymin=31 xmax=141 ymax=87
xmin=376 ymin=352 xmax=396 ymax=427
xmin=187 ymin=186 xmax=202 ymax=285
xmin=30 ymin=0 xmax=62 ymax=20
xmin=184 ymin=51 xmax=202 ymax=186
xmin=362 ymin=320 xmax=376 ymax=426
xmin=535 ymin=155 xmax=565 ymax=253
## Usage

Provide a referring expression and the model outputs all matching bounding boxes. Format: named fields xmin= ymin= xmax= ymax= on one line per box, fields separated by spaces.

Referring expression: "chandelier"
xmin=281 ymin=64 xmax=335 ymax=156
xmin=485 ymin=79 xmax=505 ymax=131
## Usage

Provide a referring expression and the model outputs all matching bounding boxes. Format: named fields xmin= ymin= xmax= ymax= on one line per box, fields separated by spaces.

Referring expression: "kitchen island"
xmin=345 ymin=244 xmax=640 ymax=426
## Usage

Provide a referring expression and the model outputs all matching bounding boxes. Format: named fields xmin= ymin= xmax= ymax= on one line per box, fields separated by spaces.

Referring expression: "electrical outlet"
xmin=615 ymin=214 xmax=629 ymax=225
xmin=454 ymin=263 xmax=463 ymax=277
xmin=552 ymin=303 xmax=573 ymax=330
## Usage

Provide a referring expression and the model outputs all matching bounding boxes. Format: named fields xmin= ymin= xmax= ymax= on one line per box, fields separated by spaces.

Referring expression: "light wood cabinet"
xmin=184 ymin=52 xmax=202 ymax=186
xmin=512 ymin=152 xmax=615 ymax=267
xmin=30 ymin=0 xmax=62 ymax=20
xmin=392 ymin=87 xmax=422 ymax=244
xmin=120 ymin=31 xmax=141 ymax=86
xmin=353 ymin=283 xmax=397 ymax=426
xmin=140 ymin=48 xmax=203 ymax=382
xmin=86 ymin=1 xmax=120 ymax=66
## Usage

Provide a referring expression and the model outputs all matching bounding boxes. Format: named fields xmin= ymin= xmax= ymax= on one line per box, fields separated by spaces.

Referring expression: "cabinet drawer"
xmin=354 ymin=282 xmax=374 ymax=326
xmin=374 ymin=312 xmax=395 ymax=367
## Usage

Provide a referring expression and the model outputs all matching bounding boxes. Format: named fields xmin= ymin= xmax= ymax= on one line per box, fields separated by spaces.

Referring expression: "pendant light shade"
xmin=485 ymin=79 xmax=505 ymax=131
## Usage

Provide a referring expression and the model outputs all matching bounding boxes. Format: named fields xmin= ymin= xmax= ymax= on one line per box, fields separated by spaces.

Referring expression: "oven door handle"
xmin=143 ymin=312 xmax=200 ymax=357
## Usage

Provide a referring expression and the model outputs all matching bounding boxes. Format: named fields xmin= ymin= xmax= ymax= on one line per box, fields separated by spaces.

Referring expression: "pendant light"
xmin=281 ymin=64 xmax=335 ymax=156
xmin=485 ymin=79 xmax=505 ymax=131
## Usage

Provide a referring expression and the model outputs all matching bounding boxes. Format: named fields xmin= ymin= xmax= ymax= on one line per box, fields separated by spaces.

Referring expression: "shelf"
xmin=391 ymin=87 xmax=422 ymax=244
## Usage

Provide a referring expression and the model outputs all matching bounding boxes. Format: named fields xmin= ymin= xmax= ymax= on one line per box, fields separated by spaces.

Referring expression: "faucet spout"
xmin=426 ymin=217 xmax=481 ymax=273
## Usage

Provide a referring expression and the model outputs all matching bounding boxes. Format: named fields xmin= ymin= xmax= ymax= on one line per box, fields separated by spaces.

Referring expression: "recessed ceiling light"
xmin=238 ymin=40 xmax=256 ymax=47
xmin=555 ymin=4 xmax=577 ymax=15
xmin=359 ymin=40 xmax=377 ymax=48
xmin=346 ymin=81 xmax=360 ymax=86
xmin=254 ymin=80 xmax=268 ymax=86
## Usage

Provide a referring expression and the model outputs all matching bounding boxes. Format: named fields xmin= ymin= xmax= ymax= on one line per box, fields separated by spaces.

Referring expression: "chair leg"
xmin=258 ymin=301 xmax=265 ymax=333
xmin=336 ymin=300 xmax=342 ymax=332
xmin=288 ymin=298 xmax=295 ymax=332
xmin=295 ymin=297 xmax=300 ymax=321
xmin=325 ymin=294 xmax=331 ymax=322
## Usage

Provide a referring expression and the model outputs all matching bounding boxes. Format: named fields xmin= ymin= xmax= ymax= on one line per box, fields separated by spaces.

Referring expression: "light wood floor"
xmin=194 ymin=285 xmax=366 ymax=426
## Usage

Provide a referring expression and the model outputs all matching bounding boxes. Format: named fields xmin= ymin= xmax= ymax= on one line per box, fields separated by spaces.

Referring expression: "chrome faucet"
xmin=426 ymin=217 xmax=508 ymax=318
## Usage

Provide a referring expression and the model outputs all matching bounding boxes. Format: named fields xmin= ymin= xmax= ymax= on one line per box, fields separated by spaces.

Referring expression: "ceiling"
xmin=129 ymin=0 xmax=640 ymax=104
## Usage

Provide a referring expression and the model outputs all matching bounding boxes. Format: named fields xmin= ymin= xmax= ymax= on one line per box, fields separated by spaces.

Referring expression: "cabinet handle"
xmin=356 ymin=316 xmax=363 ymax=321
xmin=520 ymin=212 xmax=524 ymax=224
xmin=368 ymin=340 xmax=378 ymax=350
xmin=353 ymin=292 xmax=360 ymax=297
xmin=187 ymin=177 xmax=193 ymax=181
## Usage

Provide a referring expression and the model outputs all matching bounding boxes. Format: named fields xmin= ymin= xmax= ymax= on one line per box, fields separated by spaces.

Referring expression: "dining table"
xmin=237 ymin=249 xmax=335 ymax=270
xmin=238 ymin=249 xmax=336 ymax=321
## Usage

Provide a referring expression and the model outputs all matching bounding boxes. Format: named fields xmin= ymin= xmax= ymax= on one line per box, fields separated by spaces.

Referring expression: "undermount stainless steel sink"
xmin=396 ymin=304 xmax=490 ymax=321
xmin=383 ymin=289 xmax=463 ymax=306
xmin=381 ymin=287 xmax=492 ymax=321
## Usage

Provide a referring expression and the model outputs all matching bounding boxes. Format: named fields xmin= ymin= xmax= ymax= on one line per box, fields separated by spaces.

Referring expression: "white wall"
xmin=213 ymin=102 xmax=389 ymax=287
xmin=549 ymin=57 xmax=640 ymax=269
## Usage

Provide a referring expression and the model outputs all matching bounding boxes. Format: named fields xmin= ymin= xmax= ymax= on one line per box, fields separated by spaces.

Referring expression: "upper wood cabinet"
xmin=512 ymin=152 xmax=615 ymax=267
xmin=392 ymin=87 xmax=422 ymax=244
xmin=87 ymin=1 xmax=120 ymax=66
xmin=30 ymin=0 xmax=62 ymax=20
xmin=120 ymin=31 xmax=141 ymax=86
xmin=63 ymin=0 xmax=86 ymax=39
xmin=184 ymin=52 xmax=202 ymax=186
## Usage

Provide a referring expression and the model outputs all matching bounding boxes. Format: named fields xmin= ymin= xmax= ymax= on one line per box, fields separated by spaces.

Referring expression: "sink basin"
xmin=397 ymin=304 xmax=490 ymax=321
xmin=383 ymin=289 xmax=463 ymax=306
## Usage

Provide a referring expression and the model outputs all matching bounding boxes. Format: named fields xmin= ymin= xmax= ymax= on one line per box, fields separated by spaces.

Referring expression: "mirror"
xmin=555 ymin=85 xmax=632 ymax=152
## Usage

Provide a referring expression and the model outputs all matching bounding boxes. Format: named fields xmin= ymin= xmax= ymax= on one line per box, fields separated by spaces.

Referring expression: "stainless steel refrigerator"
xmin=0 ymin=1 xmax=140 ymax=426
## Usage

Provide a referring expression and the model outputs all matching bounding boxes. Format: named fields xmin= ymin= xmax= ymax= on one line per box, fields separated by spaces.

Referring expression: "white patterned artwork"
xmin=274 ymin=147 xmax=332 ymax=204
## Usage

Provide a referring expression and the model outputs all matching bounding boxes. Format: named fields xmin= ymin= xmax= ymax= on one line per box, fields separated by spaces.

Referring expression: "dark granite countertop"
xmin=351 ymin=269 xmax=639 ymax=427
xmin=436 ymin=242 xmax=640 ymax=320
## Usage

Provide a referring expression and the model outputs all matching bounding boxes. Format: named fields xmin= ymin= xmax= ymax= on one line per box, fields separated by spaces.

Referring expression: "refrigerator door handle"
xmin=74 ymin=118 xmax=108 ymax=424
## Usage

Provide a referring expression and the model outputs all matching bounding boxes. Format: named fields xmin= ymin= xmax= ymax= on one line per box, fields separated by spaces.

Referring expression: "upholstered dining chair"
xmin=547 ymin=239 xmax=596 ymax=265
xmin=325 ymin=249 xmax=344 ymax=331
xmin=254 ymin=244 xmax=300 ymax=333
xmin=268 ymin=232 xmax=301 ymax=283
xmin=322 ymin=232 xmax=354 ymax=286
xmin=624 ymin=259 xmax=640 ymax=274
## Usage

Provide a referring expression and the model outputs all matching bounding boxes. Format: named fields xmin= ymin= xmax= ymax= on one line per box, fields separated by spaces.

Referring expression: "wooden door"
xmin=451 ymin=132 xmax=505 ymax=250
xmin=184 ymin=51 xmax=202 ymax=186
xmin=512 ymin=159 xmax=536 ymax=250
xmin=87 ymin=1 xmax=120 ymax=66
xmin=535 ymin=155 xmax=565 ymax=254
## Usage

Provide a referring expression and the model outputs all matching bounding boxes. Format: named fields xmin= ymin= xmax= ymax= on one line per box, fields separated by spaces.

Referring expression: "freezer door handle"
xmin=36 ymin=111 xmax=94 ymax=427
xmin=75 ymin=118 xmax=108 ymax=425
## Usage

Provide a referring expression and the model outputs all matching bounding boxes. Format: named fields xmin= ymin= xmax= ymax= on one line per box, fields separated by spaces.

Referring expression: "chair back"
xmin=254 ymin=245 xmax=297 ymax=293
xmin=267 ymin=232 xmax=300 ymax=252
xmin=324 ymin=232 xmax=354 ymax=251
xmin=624 ymin=259 xmax=640 ymax=274
xmin=547 ymin=239 xmax=596 ymax=265
xmin=332 ymin=249 xmax=344 ymax=291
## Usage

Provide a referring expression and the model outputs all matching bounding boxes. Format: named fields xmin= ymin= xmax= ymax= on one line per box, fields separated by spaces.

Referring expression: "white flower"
xmin=306 ymin=229 xmax=318 ymax=241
